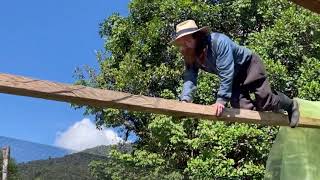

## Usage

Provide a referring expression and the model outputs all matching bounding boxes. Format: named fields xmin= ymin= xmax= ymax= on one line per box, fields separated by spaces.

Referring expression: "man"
xmin=171 ymin=20 xmax=299 ymax=127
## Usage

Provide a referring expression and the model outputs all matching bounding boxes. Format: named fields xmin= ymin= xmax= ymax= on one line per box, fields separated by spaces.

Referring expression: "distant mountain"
xmin=0 ymin=136 xmax=133 ymax=179
xmin=17 ymin=148 xmax=108 ymax=180
xmin=82 ymin=143 xmax=133 ymax=156
xmin=17 ymin=145 xmax=132 ymax=180
xmin=0 ymin=136 xmax=72 ymax=163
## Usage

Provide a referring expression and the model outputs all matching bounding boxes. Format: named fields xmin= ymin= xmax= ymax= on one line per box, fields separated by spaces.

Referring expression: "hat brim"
xmin=170 ymin=26 xmax=210 ymax=45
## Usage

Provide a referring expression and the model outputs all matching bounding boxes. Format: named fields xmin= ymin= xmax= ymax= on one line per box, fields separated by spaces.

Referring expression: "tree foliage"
xmin=74 ymin=0 xmax=320 ymax=179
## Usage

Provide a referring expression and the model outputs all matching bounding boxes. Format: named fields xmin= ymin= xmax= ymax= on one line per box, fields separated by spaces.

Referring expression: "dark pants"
xmin=230 ymin=54 xmax=280 ymax=111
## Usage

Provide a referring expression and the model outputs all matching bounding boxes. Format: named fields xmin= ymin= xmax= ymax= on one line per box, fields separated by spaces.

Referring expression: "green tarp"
xmin=265 ymin=99 xmax=320 ymax=180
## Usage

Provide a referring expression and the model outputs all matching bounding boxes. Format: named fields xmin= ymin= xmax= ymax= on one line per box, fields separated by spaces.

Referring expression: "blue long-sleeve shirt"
xmin=180 ymin=32 xmax=252 ymax=104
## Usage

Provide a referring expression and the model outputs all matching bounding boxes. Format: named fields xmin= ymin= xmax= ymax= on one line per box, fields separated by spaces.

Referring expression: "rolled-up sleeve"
xmin=180 ymin=64 xmax=199 ymax=102
xmin=216 ymin=40 xmax=234 ymax=105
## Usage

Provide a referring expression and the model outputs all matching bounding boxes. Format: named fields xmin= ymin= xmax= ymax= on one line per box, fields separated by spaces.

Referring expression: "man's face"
xmin=175 ymin=34 xmax=196 ymax=63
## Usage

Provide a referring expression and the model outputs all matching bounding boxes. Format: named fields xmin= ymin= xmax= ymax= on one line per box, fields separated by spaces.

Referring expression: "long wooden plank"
xmin=0 ymin=73 xmax=319 ymax=128
xmin=290 ymin=0 xmax=320 ymax=13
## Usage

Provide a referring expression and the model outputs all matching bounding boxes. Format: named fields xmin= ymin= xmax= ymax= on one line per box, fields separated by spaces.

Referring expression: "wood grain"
xmin=290 ymin=0 xmax=320 ymax=13
xmin=0 ymin=73 xmax=319 ymax=128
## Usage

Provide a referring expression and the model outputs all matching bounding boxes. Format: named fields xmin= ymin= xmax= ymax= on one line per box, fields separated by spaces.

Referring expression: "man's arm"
xmin=180 ymin=64 xmax=199 ymax=102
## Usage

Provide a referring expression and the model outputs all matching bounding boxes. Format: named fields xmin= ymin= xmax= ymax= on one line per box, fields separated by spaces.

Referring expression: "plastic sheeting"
xmin=264 ymin=99 xmax=320 ymax=180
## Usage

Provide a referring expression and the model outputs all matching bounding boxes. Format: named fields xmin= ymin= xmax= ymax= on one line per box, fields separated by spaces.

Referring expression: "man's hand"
xmin=212 ymin=102 xmax=225 ymax=116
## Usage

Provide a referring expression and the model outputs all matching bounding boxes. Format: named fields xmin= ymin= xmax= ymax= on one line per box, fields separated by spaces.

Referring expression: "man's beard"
xmin=183 ymin=48 xmax=196 ymax=65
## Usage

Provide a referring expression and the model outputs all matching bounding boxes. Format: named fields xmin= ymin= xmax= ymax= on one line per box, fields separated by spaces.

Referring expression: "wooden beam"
xmin=0 ymin=73 xmax=319 ymax=128
xmin=290 ymin=0 xmax=320 ymax=13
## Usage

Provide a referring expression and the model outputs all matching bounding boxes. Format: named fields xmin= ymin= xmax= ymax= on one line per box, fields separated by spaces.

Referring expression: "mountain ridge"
xmin=0 ymin=136 xmax=72 ymax=163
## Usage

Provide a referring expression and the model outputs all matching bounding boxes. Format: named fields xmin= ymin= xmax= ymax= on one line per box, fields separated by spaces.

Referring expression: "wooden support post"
xmin=2 ymin=146 xmax=10 ymax=180
xmin=0 ymin=73 xmax=319 ymax=128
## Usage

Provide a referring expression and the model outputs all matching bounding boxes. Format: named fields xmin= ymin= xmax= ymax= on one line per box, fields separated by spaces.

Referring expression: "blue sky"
xmin=0 ymin=0 xmax=130 ymax=148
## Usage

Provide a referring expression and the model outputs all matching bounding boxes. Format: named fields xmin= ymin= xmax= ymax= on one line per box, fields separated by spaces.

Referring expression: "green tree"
xmin=74 ymin=0 xmax=320 ymax=179
xmin=247 ymin=6 xmax=320 ymax=98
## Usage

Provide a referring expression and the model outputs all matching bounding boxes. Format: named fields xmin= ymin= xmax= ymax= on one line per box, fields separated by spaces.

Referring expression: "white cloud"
xmin=54 ymin=118 xmax=122 ymax=151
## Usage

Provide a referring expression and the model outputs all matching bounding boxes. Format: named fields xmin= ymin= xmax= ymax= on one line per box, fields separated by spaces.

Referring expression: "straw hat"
xmin=171 ymin=20 xmax=210 ymax=44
